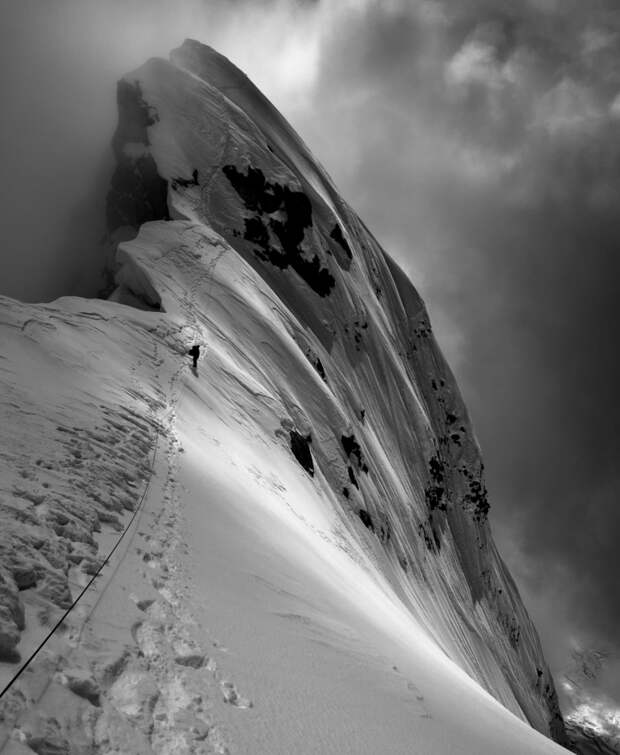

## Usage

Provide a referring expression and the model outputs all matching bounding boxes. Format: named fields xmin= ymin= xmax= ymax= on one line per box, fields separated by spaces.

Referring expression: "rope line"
xmin=0 ymin=421 xmax=161 ymax=703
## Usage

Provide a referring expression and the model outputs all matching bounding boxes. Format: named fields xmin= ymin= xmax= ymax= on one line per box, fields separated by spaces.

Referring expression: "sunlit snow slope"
xmin=0 ymin=39 xmax=572 ymax=754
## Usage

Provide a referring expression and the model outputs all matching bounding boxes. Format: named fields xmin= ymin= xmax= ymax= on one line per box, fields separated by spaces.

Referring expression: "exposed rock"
xmin=358 ymin=509 xmax=374 ymax=532
xmin=329 ymin=224 xmax=352 ymax=259
xmin=107 ymin=80 xmax=170 ymax=234
xmin=289 ymin=431 xmax=314 ymax=476
xmin=223 ymin=164 xmax=335 ymax=297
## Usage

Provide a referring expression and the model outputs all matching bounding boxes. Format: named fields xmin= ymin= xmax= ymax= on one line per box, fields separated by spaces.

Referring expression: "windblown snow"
xmin=0 ymin=40 xmax=576 ymax=754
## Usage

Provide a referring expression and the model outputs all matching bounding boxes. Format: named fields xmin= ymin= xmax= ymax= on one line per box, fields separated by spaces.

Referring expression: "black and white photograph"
xmin=0 ymin=2 xmax=618 ymax=753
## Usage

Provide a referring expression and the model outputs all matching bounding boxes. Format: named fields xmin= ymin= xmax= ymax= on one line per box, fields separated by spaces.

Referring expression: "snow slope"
xmin=0 ymin=39 xmax=573 ymax=753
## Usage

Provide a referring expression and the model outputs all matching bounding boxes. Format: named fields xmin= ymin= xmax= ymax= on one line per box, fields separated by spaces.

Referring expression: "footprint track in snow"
xmin=220 ymin=680 xmax=252 ymax=709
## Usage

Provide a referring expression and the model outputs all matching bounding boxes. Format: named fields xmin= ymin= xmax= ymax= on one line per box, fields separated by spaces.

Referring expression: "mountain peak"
xmin=104 ymin=39 xmax=571 ymax=747
xmin=0 ymin=42 xmax=573 ymax=754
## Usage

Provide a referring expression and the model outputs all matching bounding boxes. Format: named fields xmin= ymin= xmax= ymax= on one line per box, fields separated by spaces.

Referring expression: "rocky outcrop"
xmin=107 ymin=80 xmax=170 ymax=235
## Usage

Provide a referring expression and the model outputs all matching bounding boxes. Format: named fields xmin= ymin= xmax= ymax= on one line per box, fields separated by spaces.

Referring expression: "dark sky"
xmin=1 ymin=0 xmax=619 ymax=733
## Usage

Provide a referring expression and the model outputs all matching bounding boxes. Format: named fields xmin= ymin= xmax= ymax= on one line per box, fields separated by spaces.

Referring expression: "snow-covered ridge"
xmin=0 ymin=297 xmax=164 ymax=656
xmin=108 ymin=39 xmax=567 ymax=743
xmin=0 ymin=39 xmax=573 ymax=753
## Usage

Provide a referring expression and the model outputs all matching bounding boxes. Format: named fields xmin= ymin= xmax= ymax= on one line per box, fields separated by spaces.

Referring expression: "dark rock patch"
xmin=425 ymin=485 xmax=446 ymax=512
xmin=341 ymin=433 xmax=368 ymax=473
xmin=107 ymin=80 xmax=170 ymax=234
xmin=461 ymin=472 xmax=490 ymax=522
xmin=414 ymin=319 xmax=432 ymax=339
xmin=329 ymin=224 xmax=352 ymax=259
xmin=350 ymin=320 xmax=368 ymax=352
xmin=290 ymin=431 xmax=314 ymax=476
xmin=304 ymin=349 xmax=327 ymax=382
xmin=347 ymin=465 xmax=358 ymax=489
xmin=358 ymin=509 xmax=374 ymax=532
xmin=425 ymin=454 xmax=448 ymax=512
xmin=342 ymin=319 xmax=368 ymax=353
xmin=111 ymin=80 xmax=158 ymax=156
xmin=313 ymin=358 xmax=326 ymax=381
xmin=245 ymin=216 xmax=270 ymax=247
xmin=223 ymin=164 xmax=285 ymax=214
xmin=341 ymin=434 xmax=361 ymax=465
xmin=222 ymin=164 xmax=335 ymax=296
xmin=429 ymin=455 xmax=444 ymax=484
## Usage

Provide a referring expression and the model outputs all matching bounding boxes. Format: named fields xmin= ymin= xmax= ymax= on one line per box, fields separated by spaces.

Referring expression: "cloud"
xmin=290 ymin=0 xmax=620 ymax=717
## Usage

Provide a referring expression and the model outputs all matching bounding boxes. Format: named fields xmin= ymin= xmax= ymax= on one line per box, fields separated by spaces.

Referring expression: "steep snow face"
xmin=104 ymin=39 xmax=567 ymax=745
xmin=0 ymin=39 xmax=574 ymax=755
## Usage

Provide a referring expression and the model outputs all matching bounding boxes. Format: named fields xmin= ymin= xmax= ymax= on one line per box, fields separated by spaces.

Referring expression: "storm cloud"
xmin=298 ymin=0 xmax=620 ymax=714
xmin=1 ymin=0 xmax=618 ymax=723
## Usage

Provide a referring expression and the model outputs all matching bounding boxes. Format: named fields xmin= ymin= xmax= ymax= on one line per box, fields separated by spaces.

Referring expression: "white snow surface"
xmin=0 ymin=40 xmax=572 ymax=754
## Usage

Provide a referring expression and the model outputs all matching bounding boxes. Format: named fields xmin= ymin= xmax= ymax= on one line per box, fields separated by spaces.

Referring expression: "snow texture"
xmin=0 ymin=39 xmax=575 ymax=754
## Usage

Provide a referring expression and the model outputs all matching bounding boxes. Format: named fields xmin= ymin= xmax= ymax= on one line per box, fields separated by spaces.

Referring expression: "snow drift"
xmin=0 ymin=40 xmax=574 ymax=754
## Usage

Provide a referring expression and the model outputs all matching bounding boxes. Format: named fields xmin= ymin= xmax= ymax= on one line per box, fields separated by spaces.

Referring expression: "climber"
xmin=188 ymin=344 xmax=200 ymax=370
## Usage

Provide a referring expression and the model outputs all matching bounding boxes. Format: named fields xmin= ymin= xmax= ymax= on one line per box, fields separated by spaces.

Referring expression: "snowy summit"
xmin=0 ymin=39 xmax=576 ymax=754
